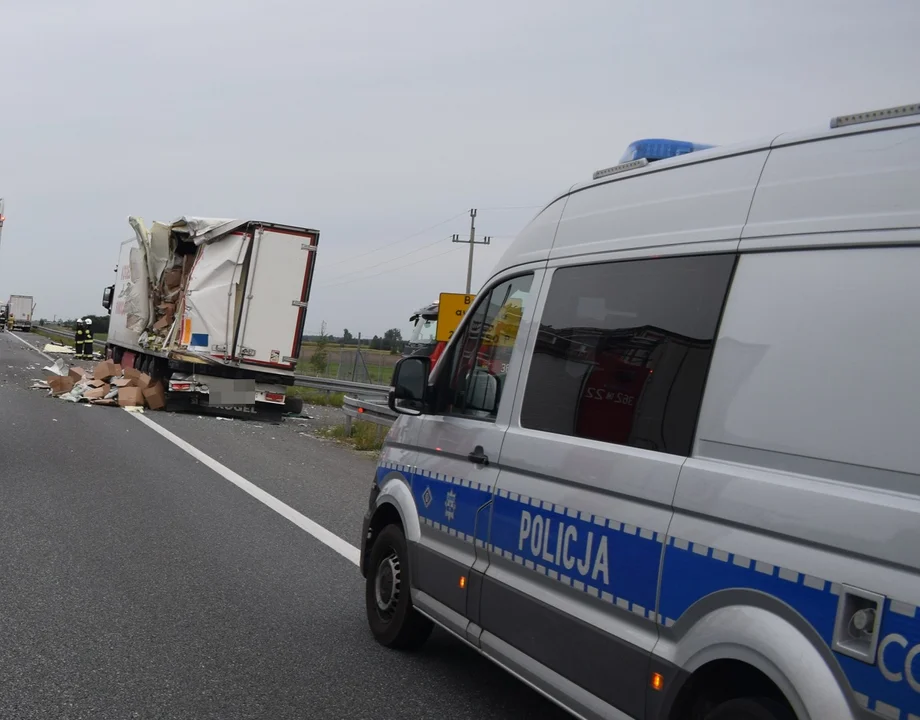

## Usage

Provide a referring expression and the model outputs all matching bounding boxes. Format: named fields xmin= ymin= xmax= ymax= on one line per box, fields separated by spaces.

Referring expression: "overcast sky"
xmin=1 ymin=0 xmax=917 ymax=337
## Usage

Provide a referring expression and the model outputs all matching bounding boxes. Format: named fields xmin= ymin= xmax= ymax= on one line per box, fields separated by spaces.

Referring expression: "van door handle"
xmin=467 ymin=446 xmax=489 ymax=466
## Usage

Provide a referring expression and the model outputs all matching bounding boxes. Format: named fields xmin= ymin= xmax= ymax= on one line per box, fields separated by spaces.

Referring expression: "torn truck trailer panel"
xmin=124 ymin=244 xmax=151 ymax=334
xmin=104 ymin=216 xmax=320 ymax=415
xmin=182 ymin=231 xmax=250 ymax=357
xmin=147 ymin=221 xmax=172 ymax=286
xmin=168 ymin=216 xmax=249 ymax=246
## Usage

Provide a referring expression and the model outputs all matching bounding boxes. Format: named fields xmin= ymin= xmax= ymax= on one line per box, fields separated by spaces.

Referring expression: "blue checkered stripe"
xmin=378 ymin=462 xmax=920 ymax=717
xmin=378 ymin=461 xmax=664 ymax=620
xmin=662 ymin=537 xmax=920 ymax=718
xmin=376 ymin=461 xmax=493 ymax=545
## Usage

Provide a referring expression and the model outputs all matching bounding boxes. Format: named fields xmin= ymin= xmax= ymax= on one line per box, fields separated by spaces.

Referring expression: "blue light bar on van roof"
xmin=619 ymin=138 xmax=714 ymax=164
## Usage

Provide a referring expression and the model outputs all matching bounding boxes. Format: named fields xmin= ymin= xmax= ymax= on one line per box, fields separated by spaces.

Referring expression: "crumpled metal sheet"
xmin=168 ymin=217 xmax=247 ymax=246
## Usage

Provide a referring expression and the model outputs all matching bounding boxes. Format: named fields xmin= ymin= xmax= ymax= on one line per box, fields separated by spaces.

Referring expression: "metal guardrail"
xmin=342 ymin=395 xmax=397 ymax=438
xmin=32 ymin=326 xmax=106 ymax=348
xmin=293 ymin=374 xmax=389 ymax=396
xmin=33 ymin=326 xmax=392 ymax=397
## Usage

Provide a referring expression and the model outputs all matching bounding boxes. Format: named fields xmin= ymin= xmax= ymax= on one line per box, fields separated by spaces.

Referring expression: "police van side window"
xmin=442 ymin=274 xmax=533 ymax=420
xmin=520 ymin=255 xmax=735 ymax=455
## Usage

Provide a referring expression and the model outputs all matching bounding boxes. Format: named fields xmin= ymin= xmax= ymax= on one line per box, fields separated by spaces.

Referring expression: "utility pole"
xmin=452 ymin=208 xmax=491 ymax=294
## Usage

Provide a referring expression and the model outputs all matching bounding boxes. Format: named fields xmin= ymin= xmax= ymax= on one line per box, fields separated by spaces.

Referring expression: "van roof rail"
xmin=830 ymin=102 xmax=920 ymax=129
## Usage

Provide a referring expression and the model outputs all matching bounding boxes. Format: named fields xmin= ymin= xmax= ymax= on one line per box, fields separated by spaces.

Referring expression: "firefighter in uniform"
xmin=83 ymin=318 xmax=94 ymax=359
xmin=74 ymin=319 xmax=86 ymax=359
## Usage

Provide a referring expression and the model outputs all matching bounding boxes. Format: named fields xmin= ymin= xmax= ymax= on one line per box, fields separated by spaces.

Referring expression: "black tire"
xmin=365 ymin=524 xmax=433 ymax=650
xmin=284 ymin=395 xmax=304 ymax=415
xmin=704 ymin=697 xmax=796 ymax=720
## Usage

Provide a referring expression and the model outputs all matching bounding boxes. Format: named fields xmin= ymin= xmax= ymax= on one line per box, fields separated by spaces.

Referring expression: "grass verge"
xmin=31 ymin=327 xmax=74 ymax=346
xmin=287 ymin=386 xmax=345 ymax=407
xmin=322 ymin=421 xmax=385 ymax=451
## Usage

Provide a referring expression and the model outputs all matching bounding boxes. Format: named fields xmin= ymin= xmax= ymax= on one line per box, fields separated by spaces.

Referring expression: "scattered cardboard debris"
xmin=43 ymin=359 xmax=68 ymax=377
xmin=47 ymin=376 xmax=75 ymax=396
xmin=118 ymin=387 xmax=145 ymax=408
xmin=39 ymin=360 xmax=163 ymax=412
xmin=43 ymin=343 xmax=75 ymax=354
xmin=84 ymin=382 xmax=110 ymax=400
xmin=142 ymin=382 xmax=166 ymax=410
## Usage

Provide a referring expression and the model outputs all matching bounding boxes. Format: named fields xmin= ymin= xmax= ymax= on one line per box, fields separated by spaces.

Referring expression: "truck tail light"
xmin=265 ymin=392 xmax=285 ymax=404
xmin=170 ymin=382 xmax=192 ymax=392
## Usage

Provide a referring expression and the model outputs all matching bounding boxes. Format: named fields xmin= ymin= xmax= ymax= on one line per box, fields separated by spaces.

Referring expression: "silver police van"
xmin=359 ymin=103 xmax=920 ymax=720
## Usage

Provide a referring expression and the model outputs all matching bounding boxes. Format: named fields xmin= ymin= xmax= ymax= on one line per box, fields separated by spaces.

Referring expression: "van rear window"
xmin=520 ymin=254 xmax=734 ymax=456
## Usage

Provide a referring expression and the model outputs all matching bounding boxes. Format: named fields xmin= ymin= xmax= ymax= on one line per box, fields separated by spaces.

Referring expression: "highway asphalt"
xmin=0 ymin=332 xmax=568 ymax=719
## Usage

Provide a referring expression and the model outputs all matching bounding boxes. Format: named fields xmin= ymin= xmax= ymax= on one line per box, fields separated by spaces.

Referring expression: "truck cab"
xmin=404 ymin=302 xmax=443 ymax=361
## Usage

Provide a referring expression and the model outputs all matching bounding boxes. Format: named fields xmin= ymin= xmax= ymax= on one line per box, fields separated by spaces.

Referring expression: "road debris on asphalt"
xmin=42 ymin=359 xmax=166 ymax=409
xmin=43 ymin=359 xmax=68 ymax=376
xmin=43 ymin=343 xmax=76 ymax=354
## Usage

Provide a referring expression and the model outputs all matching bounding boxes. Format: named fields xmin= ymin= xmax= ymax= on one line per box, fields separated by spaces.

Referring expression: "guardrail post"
xmin=344 ymin=413 xmax=353 ymax=437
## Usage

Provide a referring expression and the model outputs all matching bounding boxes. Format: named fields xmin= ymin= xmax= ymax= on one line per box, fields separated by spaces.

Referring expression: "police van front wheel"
xmin=365 ymin=524 xmax=433 ymax=650
xmin=704 ymin=697 xmax=795 ymax=720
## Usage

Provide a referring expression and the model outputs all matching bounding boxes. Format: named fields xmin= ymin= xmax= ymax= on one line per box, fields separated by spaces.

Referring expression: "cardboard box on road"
xmin=136 ymin=373 xmax=155 ymax=390
xmin=46 ymin=376 xmax=75 ymax=396
xmin=68 ymin=367 xmax=87 ymax=382
xmin=112 ymin=377 xmax=137 ymax=388
xmin=118 ymin=387 xmax=146 ymax=408
xmin=123 ymin=368 xmax=142 ymax=380
xmin=143 ymin=382 xmax=166 ymax=410
xmin=84 ymin=383 xmax=111 ymax=400
xmin=93 ymin=361 xmax=121 ymax=381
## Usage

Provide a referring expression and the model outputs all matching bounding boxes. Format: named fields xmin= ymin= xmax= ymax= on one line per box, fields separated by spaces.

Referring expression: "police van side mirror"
xmin=389 ymin=356 xmax=431 ymax=415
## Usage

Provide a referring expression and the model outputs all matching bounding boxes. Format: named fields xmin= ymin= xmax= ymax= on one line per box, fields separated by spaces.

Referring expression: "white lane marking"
xmin=129 ymin=411 xmax=361 ymax=566
xmin=7 ymin=332 xmax=53 ymax=362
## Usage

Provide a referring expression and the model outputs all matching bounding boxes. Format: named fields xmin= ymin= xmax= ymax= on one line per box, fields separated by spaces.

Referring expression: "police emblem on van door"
xmin=422 ymin=486 xmax=433 ymax=509
xmin=445 ymin=490 xmax=457 ymax=521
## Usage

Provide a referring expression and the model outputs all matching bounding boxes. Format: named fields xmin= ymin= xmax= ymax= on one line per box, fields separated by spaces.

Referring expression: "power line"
xmin=477 ymin=205 xmax=543 ymax=212
xmin=320 ymin=206 xmax=539 ymax=271
xmin=321 ymin=211 xmax=468 ymax=269
xmin=316 ymin=245 xmax=465 ymax=290
xmin=321 ymin=234 xmax=453 ymax=284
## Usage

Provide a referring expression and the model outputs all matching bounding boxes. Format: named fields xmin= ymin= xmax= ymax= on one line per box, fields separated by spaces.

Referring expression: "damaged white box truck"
xmin=102 ymin=216 xmax=319 ymax=418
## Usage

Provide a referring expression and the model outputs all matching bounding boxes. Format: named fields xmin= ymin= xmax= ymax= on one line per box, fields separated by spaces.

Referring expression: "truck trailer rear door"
xmin=234 ymin=226 xmax=318 ymax=368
